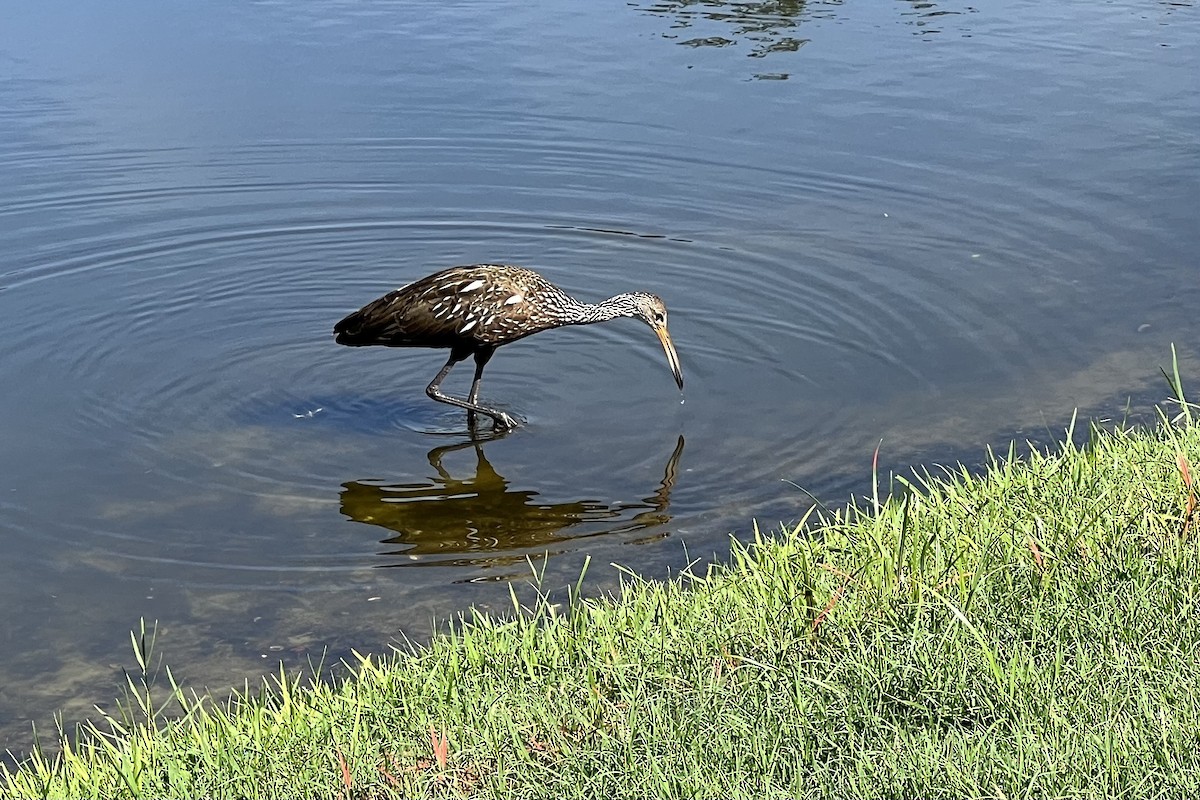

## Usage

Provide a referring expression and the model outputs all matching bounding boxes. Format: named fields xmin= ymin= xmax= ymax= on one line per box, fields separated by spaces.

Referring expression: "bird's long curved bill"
xmin=655 ymin=327 xmax=684 ymax=390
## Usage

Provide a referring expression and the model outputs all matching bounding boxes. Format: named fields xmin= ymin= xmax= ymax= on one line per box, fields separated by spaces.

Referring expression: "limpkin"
xmin=333 ymin=264 xmax=684 ymax=429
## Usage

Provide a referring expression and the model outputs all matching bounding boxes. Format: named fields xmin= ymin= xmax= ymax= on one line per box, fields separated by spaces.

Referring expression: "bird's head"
xmin=627 ymin=293 xmax=684 ymax=391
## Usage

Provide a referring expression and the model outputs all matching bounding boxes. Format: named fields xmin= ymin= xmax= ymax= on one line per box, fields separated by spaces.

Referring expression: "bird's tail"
xmin=333 ymin=308 xmax=373 ymax=346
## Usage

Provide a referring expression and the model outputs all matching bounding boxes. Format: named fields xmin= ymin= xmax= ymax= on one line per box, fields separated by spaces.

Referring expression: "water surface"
xmin=0 ymin=0 xmax=1197 ymax=755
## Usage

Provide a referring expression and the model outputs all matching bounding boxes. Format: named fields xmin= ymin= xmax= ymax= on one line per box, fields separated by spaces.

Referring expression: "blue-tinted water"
xmin=0 ymin=0 xmax=1197 ymax=755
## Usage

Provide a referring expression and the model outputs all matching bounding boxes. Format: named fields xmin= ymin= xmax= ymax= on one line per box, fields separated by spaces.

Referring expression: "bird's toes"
xmin=493 ymin=412 xmax=519 ymax=430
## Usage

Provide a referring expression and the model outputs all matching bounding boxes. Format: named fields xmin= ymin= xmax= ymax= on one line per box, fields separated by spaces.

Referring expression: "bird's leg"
xmin=466 ymin=347 xmax=515 ymax=430
xmin=425 ymin=350 xmax=517 ymax=430
xmin=466 ymin=347 xmax=491 ymax=429
xmin=465 ymin=364 xmax=481 ymax=430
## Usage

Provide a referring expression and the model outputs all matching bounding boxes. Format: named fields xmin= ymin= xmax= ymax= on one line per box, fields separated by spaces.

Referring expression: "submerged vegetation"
xmin=6 ymin=371 xmax=1200 ymax=798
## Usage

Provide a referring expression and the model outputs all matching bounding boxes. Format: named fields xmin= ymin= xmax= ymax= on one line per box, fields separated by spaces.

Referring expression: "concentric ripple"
xmin=0 ymin=126 xmax=1157 ymax=581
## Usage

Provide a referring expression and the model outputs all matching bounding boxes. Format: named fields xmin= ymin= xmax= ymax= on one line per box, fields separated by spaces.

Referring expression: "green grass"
xmin=6 ymin=390 xmax=1200 ymax=797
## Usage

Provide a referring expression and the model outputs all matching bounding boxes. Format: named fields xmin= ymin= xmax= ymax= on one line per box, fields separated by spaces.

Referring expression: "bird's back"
xmin=334 ymin=264 xmax=575 ymax=349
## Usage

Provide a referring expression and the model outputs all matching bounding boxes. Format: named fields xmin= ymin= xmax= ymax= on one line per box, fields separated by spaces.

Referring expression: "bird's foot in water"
xmin=467 ymin=410 xmax=518 ymax=431
xmin=491 ymin=411 xmax=518 ymax=430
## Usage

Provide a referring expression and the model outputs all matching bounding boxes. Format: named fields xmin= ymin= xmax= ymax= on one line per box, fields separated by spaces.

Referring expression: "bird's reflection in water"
xmin=339 ymin=436 xmax=685 ymax=571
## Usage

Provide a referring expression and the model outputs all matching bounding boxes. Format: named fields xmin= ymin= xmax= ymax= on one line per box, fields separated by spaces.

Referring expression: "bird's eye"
xmin=654 ymin=312 xmax=665 ymax=324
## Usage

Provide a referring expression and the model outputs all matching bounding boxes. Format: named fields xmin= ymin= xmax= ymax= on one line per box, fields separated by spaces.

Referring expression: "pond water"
xmin=1 ymin=0 xmax=1197 ymax=756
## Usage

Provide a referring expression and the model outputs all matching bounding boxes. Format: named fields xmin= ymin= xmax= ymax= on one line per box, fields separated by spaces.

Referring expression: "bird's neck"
xmin=568 ymin=294 xmax=638 ymax=325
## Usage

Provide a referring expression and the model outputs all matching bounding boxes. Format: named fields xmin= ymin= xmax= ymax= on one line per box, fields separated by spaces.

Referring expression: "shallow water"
xmin=0 ymin=0 xmax=1197 ymax=755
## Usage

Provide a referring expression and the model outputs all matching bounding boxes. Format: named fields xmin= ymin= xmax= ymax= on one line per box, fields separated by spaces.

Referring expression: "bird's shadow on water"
xmin=337 ymin=434 xmax=687 ymax=573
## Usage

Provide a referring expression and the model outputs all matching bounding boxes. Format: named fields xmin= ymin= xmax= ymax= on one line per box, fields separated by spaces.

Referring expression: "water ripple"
xmin=0 ymin=126 xmax=1110 ymax=589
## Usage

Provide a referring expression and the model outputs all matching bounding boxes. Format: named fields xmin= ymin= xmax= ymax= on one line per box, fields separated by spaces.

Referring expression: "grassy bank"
xmin=6 ymin=404 xmax=1200 ymax=798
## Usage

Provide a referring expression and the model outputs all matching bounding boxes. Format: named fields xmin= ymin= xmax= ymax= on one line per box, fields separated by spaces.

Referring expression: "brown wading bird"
xmin=334 ymin=264 xmax=684 ymax=429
